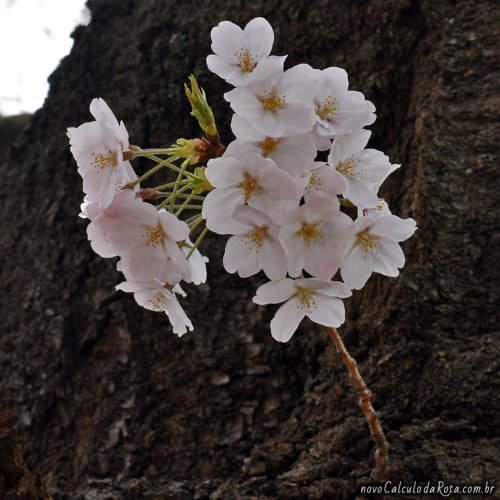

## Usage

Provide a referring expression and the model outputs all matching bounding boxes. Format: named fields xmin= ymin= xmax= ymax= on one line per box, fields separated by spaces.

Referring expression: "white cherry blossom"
xmin=312 ymin=68 xmax=376 ymax=150
xmin=341 ymin=214 xmax=417 ymax=290
xmin=207 ymin=17 xmax=285 ymax=87
xmin=224 ymin=62 xmax=318 ymax=136
xmin=222 ymin=206 xmax=286 ymax=280
xmin=225 ymin=115 xmax=317 ymax=179
xmin=68 ymin=98 xmax=137 ymax=209
xmin=328 ymin=129 xmax=400 ymax=209
xmin=116 ymin=280 xmax=193 ymax=336
xmin=280 ymin=197 xmax=354 ymax=280
xmin=202 ymin=153 xmax=300 ymax=228
xmin=253 ymin=278 xmax=352 ymax=342
xmin=303 ymin=162 xmax=347 ymax=202
xmin=106 ymin=198 xmax=190 ymax=283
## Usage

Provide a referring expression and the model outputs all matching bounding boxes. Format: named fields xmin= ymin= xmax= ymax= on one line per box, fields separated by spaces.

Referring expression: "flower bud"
xmin=184 ymin=75 xmax=217 ymax=138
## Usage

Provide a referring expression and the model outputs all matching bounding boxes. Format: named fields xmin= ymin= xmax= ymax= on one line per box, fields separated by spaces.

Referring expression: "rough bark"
xmin=0 ymin=0 xmax=498 ymax=498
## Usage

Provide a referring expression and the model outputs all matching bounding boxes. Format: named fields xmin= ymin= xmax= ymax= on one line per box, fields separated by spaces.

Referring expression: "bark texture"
xmin=0 ymin=0 xmax=498 ymax=498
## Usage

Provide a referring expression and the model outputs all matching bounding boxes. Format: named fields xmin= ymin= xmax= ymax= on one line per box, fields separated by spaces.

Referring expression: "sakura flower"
xmin=225 ymin=115 xmax=317 ymax=179
xmin=328 ymin=129 xmax=400 ymax=209
xmin=222 ymin=206 xmax=286 ymax=280
xmin=202 ymin=153 xmax=300 ymax=229
xmin=116 ymin=280 xmax=193 ymax=336
xmin=207 ymin=17 xmax=285 ymax=87
xmin=341 ymin=214 xmax=417 ymax=290
xmin=86 ymin=189 xmax=138 ymax=258
xmin=312 ymin=67 xmax=376 ymax=150
xmin=68 ymin=98 xmax=137 ymax=209
xmin=357 ymin=198 xmax=391 ymax=219
xmin=181 ymin=241 xmax=209 ymax=285
xmin=253 ymin=278 xmax=352 ymax=342
xmin=303 ymin=162 xmax=347 ymax=202
xmin=106 ymin=198 xmax=190 ymax=283
xmin=280 ymin=197 xmax=354 ymax=280
xmin=225 ymin=62 xmax=318 ymax=136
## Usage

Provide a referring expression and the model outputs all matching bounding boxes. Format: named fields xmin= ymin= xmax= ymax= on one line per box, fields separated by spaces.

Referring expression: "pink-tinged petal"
xmin=283 ymin=233 xmax=305 ymax=278
xmin=270 ymin=299 xmax=305 ymax=342
xmin=205 ymin=157 xmax=244 ymax=187
xmin=202 ymin=187 xmax=244 ymax=225
xmin=344 ymin=177 xmax=380 ymax=208
xmin=303 ymin=241 xmax=342 ymax=280
xmin=158 ymin=210 xmax=190 ymax=242
xmin=249 ymin=109 xmax=288 ymax=137
xmin=261 ymin=238 xmax=287 ymax=280
xmin=210 ymin=21 xmax=243 ymax=63
xmin=332 ymin=129 xmax=371 ymax=161
xmin=244 ymin=17 xmax=274 ymax=59
xmin=378 ymin=241 xmax=405 ymax=269
xmin=279 ymin=102 xmax=317 ymax=135
xmin=87 ymin=222 xmax=117 ymax=258
xmin=293 ymin=279 xmax=352 ymax=298
xmin=237 ymin=255 xmax=262 ymax=278
xmin=116 ymin=280 xmax=150 ymax=294
xmin=340 ymin=245 xmax=372 ymax=290
xmin=223 ymin=236 xmax=256 ymax=274
xmin=231 ymin=114 xmax=264 ymax=141
xmin=281 ymin=64 xmax=320 ymax=101
xmin=370 ymin=215 xmax=417 ymax=242
xmin=370 ymin=248 xmax=400 ymax=278
xmin=247 ymin=55 xmax=286 ymax=85
xmin=224 ymin=140 xmax=260 ymax=159
xmin=232 ymin=205 xmax=272 ymax=229
xmin=205 ymin=215 xmax=249 ymax=235
xmin=253 ymin=279 xmax=296 ymax=305
xmin=206 ymin=55 xmax=244 ymax=82
xmin=317 ymin=67 xmax=349 ymax=101
xmin=306 ymin=295 xmax=346 ymax=327
xmin=229 ymin=88 xmax=267 ymax=120
xmin=165 ymin=298 xmax=193 ymax=336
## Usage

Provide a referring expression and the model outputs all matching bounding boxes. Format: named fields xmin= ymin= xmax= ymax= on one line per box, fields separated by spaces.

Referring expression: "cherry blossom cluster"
xmin=204 ymin=17 xmax=416 ymax=341
xmin=67 ymin=17 xmax=416 ymax=342
xmin=68 ymin=98 xmax=209 ymax=336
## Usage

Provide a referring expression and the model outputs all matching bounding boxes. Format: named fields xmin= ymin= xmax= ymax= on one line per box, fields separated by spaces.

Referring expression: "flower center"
xmin=305 ymin=171 xmax=323 ymax=195
xmin=299 ymin=222 xmax=324 ymax=246
xmin=240 ymin=171 xmax=261 ymax=202
xmin=147 ymin=292 xmax=167 ymax=311
xmin=247 ymin=225 xmax=268 ymax=249
xmin=295 ymin=286 xmax=316 ymax=312
xmin=259 ymin=137 xmax=279 ymax=156
xmin=262 ymin=91 xmax=285 ymax=113
xmin=235 ymin=48 xmax=257 ymax=73
xmin=336 ymin=157 xmax=358 ymax=177
xmin=316 ymin=96 xmax=339 ymax=119
xmin=357 ymin=229 xmax=380 ymax=254
xmin=91 ymin=151 xmax=118 ymax=171
xmin=144 ymin=223 xmax=166 ymax=249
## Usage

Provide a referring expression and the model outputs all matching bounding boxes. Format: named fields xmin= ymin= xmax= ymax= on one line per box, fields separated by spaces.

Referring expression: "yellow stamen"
xmin=247 ymin=226 xmax=267 ymax=249
xmin=240 ymin=171 xmax=261 ymax=202
xmin=259 ymin=137 xmax=279 ymax=156
xmin=316 ymin=96 xmax=338 ymax=119
xmin=262 ymin=91 xmax=285 ymax=113
xmin=147 ymin=292 xmax=167 ymax=311
xmin=295 ymin=286 xmax=316 ymax=312
xmin=235 ymin=48 xmax=256 ymax=73
xmin=357 ymin=229 xmax=380 ymax=254
xmin=91 ymin=151 xmax=118 ymax=171
xmin=305 ymin=171 xmax=323 ymax=195
xmin=299 ymin=222 xmax=324 ymax=246
xmin=144 ymin=223 xmax=166 ymax=249
xmin=336 ymin=157 xmax=359 ymax=177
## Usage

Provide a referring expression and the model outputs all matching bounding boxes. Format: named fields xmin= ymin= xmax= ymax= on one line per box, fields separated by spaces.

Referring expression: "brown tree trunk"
xmin=0 ymin=0 xmax=498 ymax=498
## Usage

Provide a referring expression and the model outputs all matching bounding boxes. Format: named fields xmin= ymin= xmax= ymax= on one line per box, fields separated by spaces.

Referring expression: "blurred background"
xmin=0 ymin=0 xmax=89 ymax=162
xmin=0 ymin=0 xmax=89 ymax=116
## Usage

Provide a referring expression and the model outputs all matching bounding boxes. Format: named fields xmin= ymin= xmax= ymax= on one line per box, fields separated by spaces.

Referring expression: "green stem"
xmin=170 ymin=159 xmax=191 ymax=212
xmin=157 ymin=183 xmax=192 ymax=210
xmin=152 ymin=179 xmax=191 ymax=191
xmin=143 ymin=153 xmax=196 ymax=178
xmin=187 ymin=227 xmax=208 ymax=259
xmin=175 ymin=190 xmax=197 ymax=217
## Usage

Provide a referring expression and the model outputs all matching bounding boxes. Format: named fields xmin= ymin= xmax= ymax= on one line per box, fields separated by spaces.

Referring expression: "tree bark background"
xmin=0 ymin=0 xmax=498 ymax=498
